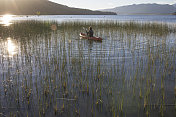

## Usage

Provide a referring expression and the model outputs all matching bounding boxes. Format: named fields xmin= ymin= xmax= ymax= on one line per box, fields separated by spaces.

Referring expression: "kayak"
xmin=79 ymin=33 xmax=103 ymax=41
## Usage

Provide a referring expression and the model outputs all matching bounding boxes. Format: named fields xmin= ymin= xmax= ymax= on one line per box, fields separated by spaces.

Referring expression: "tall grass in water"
xmin=0 ymin=20 xmax=175 ymax=117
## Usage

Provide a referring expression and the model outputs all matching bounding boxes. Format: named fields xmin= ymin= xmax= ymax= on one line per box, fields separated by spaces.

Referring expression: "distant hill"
xmin=102 ymin=3 xmax=176 ymax=15
xmin=173 ymin=3 xmax=176 ymax=7
xmin=0 ymin=0 xmax=116 ymax=15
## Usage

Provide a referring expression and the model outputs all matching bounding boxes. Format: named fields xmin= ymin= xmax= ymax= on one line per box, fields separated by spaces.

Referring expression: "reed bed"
xmin=0 ymin=20 xmax=175 ymax=117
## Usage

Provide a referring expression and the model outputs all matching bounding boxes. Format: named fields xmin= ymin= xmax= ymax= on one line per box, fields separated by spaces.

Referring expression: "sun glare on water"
xmin=1 ymin=14 xmax=14 ymax=26
xmin=6 ymin=38 xmax=18 ymax=57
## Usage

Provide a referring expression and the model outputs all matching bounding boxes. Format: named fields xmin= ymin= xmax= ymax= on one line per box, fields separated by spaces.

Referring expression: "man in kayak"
xmin=86 ymin=27 xmax=94 ymax=37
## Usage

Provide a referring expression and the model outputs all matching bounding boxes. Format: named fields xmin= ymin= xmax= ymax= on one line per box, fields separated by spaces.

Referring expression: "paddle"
xmin=82 ymin=27 xmax=88 ymax=33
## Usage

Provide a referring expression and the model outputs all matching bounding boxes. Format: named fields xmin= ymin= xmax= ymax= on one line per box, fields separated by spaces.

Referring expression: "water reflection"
xmin=0 ymin=14 xmax=13 ymax=26
xmin=7 ymin=38 xmax=18 ymax=57
xmin=0 ymin=37 xmax=18 ymax=57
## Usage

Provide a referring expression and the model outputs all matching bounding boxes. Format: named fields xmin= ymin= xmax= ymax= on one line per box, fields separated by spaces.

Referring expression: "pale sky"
xmin=50 ymin=0 xmax=176 ymax=10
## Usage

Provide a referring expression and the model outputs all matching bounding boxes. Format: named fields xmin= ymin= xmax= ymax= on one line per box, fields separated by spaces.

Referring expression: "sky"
xmin=50 ymin=0 xmax=176 ymax=10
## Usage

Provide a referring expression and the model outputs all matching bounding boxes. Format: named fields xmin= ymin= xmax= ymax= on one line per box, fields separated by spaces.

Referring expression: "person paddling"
xmin=86 ymin=26 xmax=94 ymax=37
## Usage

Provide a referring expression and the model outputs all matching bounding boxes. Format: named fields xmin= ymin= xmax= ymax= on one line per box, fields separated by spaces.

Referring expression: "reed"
xmin=0 ymin=19 xmax=175 ymax=117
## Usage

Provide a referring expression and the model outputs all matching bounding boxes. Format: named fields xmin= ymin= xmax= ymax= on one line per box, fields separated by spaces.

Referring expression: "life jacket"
xmin=88 ymin=29 xmax=94 ymax=37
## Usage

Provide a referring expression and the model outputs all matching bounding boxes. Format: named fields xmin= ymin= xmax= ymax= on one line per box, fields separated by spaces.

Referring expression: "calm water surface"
xmin=1 ymin=15 xmax=176 ymax=23
xmin=0 ymin=15 xmax=175 ymax=117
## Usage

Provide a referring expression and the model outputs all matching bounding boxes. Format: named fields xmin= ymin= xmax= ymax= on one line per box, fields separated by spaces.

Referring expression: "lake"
xmin=1 ymin=15 xmax=176 ymax=23
xmin=0 ymin=15 xmax=175 ymax=117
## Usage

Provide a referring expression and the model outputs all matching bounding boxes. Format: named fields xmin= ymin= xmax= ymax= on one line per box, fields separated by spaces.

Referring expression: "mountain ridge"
xmin=0 ymin=0 xmax=116 ymax=15
xmin=101 ymin=3 xmax=176 ymax=15
xmin=173 ymin=3 xmax=176 ymax=7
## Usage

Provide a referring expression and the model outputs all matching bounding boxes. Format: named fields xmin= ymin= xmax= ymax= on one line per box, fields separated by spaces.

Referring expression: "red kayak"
xmin=79 ymin=33 xmax=103 ymax=41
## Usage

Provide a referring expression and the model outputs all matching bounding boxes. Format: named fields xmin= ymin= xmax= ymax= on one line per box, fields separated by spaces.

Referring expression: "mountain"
xmin=172 ymin=3 xmax=176 ymax=15
xmin=173 ymin=3 xmax=176 ymax=7
xmin=102 ymin=3 xmax=176 ymax=15
xmin=0 ymin=0 xmax=116 ymax=15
